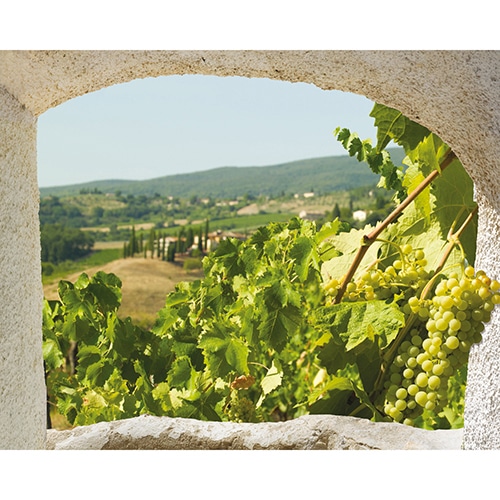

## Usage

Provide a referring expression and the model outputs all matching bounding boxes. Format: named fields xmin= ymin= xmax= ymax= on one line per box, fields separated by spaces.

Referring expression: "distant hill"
xmin=39 ymin=148 xmax=405 ymax=199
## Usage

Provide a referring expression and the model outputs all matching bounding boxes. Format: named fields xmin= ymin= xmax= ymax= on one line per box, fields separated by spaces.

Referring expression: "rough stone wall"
xmin=0 ymin=87 xmax=46 ymax=449
xmin=0 ymin=50 xmax=499 ymax=449
xmin=46 ymin=414 xmax=463 ymax=450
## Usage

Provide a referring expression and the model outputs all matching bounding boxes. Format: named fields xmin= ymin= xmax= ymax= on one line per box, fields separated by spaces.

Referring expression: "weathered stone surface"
xmin=46 ymin=414 xmax=463 ymax=450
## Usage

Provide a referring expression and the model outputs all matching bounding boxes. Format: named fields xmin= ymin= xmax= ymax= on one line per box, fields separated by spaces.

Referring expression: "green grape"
xmin=427 ymin=375 xmax=441 ymax=390
xmin=421 ymin=359 xmax=433 ymax=372
xmin=411 ymin=334 xmax=423 ymax=346
xmin=415 ymin=249 xmax=425 ymax=261
xmin=415 ymin=391 xmax=428 ymax=407
xmin=425 ymin=400 xmax=436 ymax=411
xmin=432 ymin=363 xmax=445 ymax=376
xmin=395 ymin=399 xmax=407 ymax=411
xmin=445 ymin=336 xmax=459 ymax=350
xmin=402 ymin=378 xmax=412 ymax=388
xmin=225 ymin=394 xmax=257 ymax=423
xmin=416 ymin=352 xmax=430 ymax=365
xmin=401 ymin=244 xmax=413 ymax=255
xmin=415 ymin=373 xmax=428 ymax=387
xmin=435 ymin=318 xmax=448 ymax=331
xmin=407 ymin=346 xmax=420 ymax=357
xmin=427 ymin=391 xmax=437 ymax=402
xmin=422 ymin=338 xmax=433 ymax=351
xmin=407 ymin=384 xmax=419 ymax=396
xmin=395 ymin=388 xmax=407 ymax=400
xmin=440 ymin=295 xmax=455 ymax=310
xmin=406 ymin=357 xmax=418 ymax=369
xmin=408 ymin=296 xmax=420 ymax=311
xmin=394 ymin=354 xmax=406 ymax=367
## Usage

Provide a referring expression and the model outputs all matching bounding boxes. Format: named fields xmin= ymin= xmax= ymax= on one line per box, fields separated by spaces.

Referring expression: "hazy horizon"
xmin=37 ymin=74 xmax=378 ymax=188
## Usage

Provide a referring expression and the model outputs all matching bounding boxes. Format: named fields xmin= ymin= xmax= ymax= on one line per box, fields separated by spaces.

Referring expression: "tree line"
xmin=40 ymin=224 xmax=95 ymax=265
xmin=123 ymin=220 xmax=210 ymax=263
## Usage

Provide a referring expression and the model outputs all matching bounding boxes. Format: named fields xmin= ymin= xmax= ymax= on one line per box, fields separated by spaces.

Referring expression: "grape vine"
xmin=43 ymin=103 xmax=494 ymax=430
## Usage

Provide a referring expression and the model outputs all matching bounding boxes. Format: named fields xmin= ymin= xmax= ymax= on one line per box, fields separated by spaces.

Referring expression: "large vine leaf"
xmin=381 ymin=155 xmax=477 ymax=270
xmin=289 ymin=235 xmax=319 ymax=282
xmin=259 ymin=304 xmax=301 ymax=352
xmin=370 ymin=103 xmax=431 ymax=153
xmin=198 ymin=323 xmax=249 ymax=377
xmin=317 ymin=300 xmax=405 ymax=352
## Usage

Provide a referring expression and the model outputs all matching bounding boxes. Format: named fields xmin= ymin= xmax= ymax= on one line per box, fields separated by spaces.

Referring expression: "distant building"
xmin=299 ymin=210 xmax=324 ymax=221
xmin=353 ymin=210 xmax=367 ymax=222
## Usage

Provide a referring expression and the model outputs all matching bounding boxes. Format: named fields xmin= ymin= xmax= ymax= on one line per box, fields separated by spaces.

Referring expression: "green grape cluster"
xmin=224 ymin=392 xmax=257 ymax=423
xmin=382 ymin=265 xmax=500 ymax=426
xmin=323 ymin=243 xmax=431 ymax=305
xmin=322 ymin=243 xmax=500 ymax=426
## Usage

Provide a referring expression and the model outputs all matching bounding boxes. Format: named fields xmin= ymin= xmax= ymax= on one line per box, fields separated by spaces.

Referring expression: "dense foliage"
xmin=39 ymin=196 xmax=87 ymax=228
xmin=41 ymin=224 xmax=94 ymax=265
xmin=43 ymin=104 xmax=493 ymax=430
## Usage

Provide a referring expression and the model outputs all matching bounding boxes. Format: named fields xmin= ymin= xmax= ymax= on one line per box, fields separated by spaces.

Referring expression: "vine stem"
xmin=334 ymin=149 xmax=457 ymax=304
xmin=418 ymin=205 xmax=478 ymax=300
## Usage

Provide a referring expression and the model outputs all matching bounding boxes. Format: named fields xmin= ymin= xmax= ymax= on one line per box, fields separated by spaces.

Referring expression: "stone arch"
xmin=0 ymin=50 xmax=499 ymax=449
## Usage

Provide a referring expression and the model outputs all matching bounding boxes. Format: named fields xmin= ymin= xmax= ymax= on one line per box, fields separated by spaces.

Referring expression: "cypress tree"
xmin=186 ymin=227 xmax=194 ymax=249
xmin=198 ymin=226 xmax=203 ymax=252
xmin=129 ymin=226 xmax=138 ymax=257
xmin=167 ymin=243 xmax=175 ymax=262
xmin=157 ymin=232 xmax=162 ymax=258
xmin=177 ymin=228 xmax=185 ymax=253
xmin=148 ymin=228 xmax=155 ymax=258
xmin=332 ymin=203 xmax=341 ymax=220
xmin=204 ymin=219 xmax=209 ymax=251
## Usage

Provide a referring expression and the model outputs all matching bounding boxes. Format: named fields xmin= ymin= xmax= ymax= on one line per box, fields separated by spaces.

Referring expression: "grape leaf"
xmin=289 ymin=236 xmax=319 ymax=282
xmin=317 ymin=300 xmax=405 ymax=352
xmin=370 ymin=103 xmax=430 ymax=153
xmin=315 ymin=219 xmax=343 ymax=245
xmin=84 ymin=360 xmax=114 ymax=387
xmin=42 ymin=338 xmax=64 ymax=370
xmin=74 ymin=273 xmax=90 ymax=290
xmin=259 ymin=304 xmax=301 ymax=352
xmin=152 ymin=307 xmax=180 ymax=337
xmin=198 ymin=325 xmax=249 ymax=377
xmin=307 ymin=377 xmax=365 ymax=416
xmin=256 ymin=359 xmax=283 ymax=408
xmin=382 ymin=156 xmax=477 ymax=270
xmin=333 ymin=127 xmax=405 ymax=196
xmin=168 ymin=356 xmax=196 ymax=388
xmin=315 ymin=332 xmax=353 ymax=374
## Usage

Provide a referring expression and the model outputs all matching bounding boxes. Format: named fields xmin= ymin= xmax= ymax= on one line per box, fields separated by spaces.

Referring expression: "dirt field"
xmin=43 ymin=256 xmax=204 ymax=327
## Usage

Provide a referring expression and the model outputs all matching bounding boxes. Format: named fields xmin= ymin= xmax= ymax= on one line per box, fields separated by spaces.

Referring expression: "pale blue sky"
xmin=37 ymin=74 xmax=378 ymax=187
